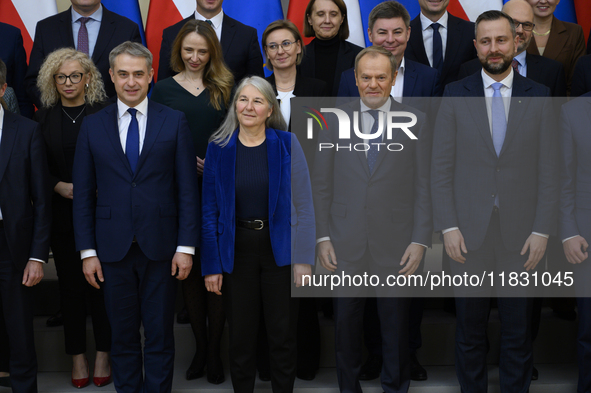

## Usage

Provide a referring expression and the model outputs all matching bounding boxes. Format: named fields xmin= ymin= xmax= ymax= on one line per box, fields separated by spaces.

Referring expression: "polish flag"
xmin=447 ymin=0 xmax=503 ymax=21
xmin=0 ymin=0 xmax=58 ymax=60
xmin=145 ymin=0 xmax=195 ymax=79
xmin=574 ymin=0 xmax=591 ymax=45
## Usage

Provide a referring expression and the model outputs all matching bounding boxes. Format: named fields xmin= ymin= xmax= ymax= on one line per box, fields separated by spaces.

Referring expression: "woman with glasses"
xmin=151 ymin=19 xmax=233 ymax=385
xmin=299 ymin=0 xmax=363 ymax=96
xmin=35 ymin=48 xmax=111 ymax=388
xmin=526 ymin=0 xmax=585 ymax=95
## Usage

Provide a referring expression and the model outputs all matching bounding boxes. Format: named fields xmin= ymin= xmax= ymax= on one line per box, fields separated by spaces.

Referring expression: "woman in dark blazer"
xmin=299 ymin=0 xmax=363 ymax=96
xmin=526 ymin=0 xmax=585 ymax=95
xmin=201 ymin=76 xmax=315 ymax=393
xmin=35 ymin=48 xmax=111 ymax=388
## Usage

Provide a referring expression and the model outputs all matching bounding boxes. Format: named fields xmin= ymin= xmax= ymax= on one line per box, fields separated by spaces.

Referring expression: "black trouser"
xmin=51 ymin=229 xmax=111 ymax=355
xmin=224 ymin=226 xmax=298 ymax=393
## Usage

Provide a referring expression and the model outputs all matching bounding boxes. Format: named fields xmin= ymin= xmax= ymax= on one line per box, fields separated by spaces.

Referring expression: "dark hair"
xmin=354 ymin=46 xmax=398 ymax=78
xmin=304 ymin=0 xmax=349 ymax=40
xmin=0 ymin=59 xmax=6 ymax=86
xmin=368 ymin=1 xmax=411 ymax=31
xmin=170 ymin=19 xmax=234 ymax=109
xmin=475 ymin=10 xmax=516 ymax=39
xmin=262 ymin=20 xmax=305 ymax=71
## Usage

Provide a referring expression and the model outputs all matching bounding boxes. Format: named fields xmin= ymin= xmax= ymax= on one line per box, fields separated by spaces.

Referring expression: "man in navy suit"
xmin=559 ymin=91 xmax=591 ymax=393
xmin=313 ymin=46 xmax=432 ymax=393
xmin=72 ymin=42 xmax=199 ymax=393
xmin=25 ymin=0 xmax=142 ymax=108
xmin=431 ymin=11 xmax=558 ymax=392
xmin=571 ymin=55 xmax=591 ymax=97
xmin=405 ymin=0 xmax=476 ymax=88
xmin=458 ymin=0 xmax=566 ymax=97
xmin=158 ymin=0 xmax=264 ymax=82
xmin=0 ymin=59 xmax=51 ymax=393
xmin=0 ymin=22 xmax=33 ymax=118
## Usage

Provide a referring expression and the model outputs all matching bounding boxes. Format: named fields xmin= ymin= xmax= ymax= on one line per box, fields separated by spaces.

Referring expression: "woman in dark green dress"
xmin=151 ymin=19 xmax=233 ymax=385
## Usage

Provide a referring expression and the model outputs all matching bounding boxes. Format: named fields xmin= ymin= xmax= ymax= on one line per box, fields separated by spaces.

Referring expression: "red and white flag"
xmin=448 ymin=0 xmax=503 ymax=21
xmin=145 ymin=0 xmax=195 ymax=79
xmin=0 ymin=0 xmax=58 ymax=60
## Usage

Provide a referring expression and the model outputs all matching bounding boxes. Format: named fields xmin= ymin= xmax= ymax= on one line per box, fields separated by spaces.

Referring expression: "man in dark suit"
xmin=313 ymin=46 xmax=432 ymax=393
xmin=0 ymin=59 xmax=51 ymax=393
xmin=431 ymin=11 xmax=558 ymax=392
xmin=158 ymin=0 xmax=264 ymax=82
xmin=72 ymin=42 xmax=199 ymax=393
xmin=405 ymin=0 xmax=476 ymax=89
xmin=458 ymin=0 xmax=566 ymax=97
xmin=336 ymin=1 xmax=436 ymax=382
xmin=558 ymin=91 xmax=591 ymax=393
xmin=0 ymin=22 xmax=33 ymax=118
xmin=25 ymin=0 xmax=142 ymax=108
xmin=571 ymin=54 xmax=591 ymax=97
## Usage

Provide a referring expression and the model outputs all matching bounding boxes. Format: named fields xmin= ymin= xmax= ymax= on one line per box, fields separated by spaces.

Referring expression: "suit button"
xmin=496 ymin=168 xmax=500 ymax=172
xmin=132 ymin=183 xmax=136 ymax=187
xmin=492 ymin=194 xmax=495 ymax=198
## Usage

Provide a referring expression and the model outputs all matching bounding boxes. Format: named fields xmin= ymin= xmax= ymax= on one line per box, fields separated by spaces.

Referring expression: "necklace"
xmin=533 ymin=28 xmax=551 ymax=36
xmin=183 ymin=72 xmax=204 ymax=91
xmin=276 ymin=83 xmax=295 ymax=91
xmin=62 ymin=104 xmax=86 ymax=124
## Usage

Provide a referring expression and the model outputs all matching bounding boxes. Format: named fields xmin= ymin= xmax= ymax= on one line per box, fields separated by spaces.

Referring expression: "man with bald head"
xmin=458 ymin=0 xmax=566 ymax=97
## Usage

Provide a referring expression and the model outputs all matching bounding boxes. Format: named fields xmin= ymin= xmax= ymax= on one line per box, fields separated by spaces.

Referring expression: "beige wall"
xmin=55 ymin=0 xmax=289 ymax=25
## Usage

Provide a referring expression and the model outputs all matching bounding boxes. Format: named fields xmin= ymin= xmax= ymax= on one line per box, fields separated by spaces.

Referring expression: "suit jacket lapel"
xmin=93 ymin=6 xmax=116 ymax=66
xmin=348 ymin=101 xmax=371 ymax=177
xmin=267 ymin=130 xmax=281 ymax=217
xmin=443 ymin=15 xmax=462 ymax=80
xmin=221 ymin=132 xmax=237 ymax=222
xmin=525 ymin=53 xmax=541 ymax=80
xmin=221 ymin=14 xmax=236 ymax=56
xmin=103 ymin=104 xmax=132 ymax=175
xmin=300 ymin=42 xmax=316 ymax=78
xmin=543 ymin=17 xmax=568 ymax=61
xmin=372 ymin=98 xmax=401 ymax=175
xmin=0 ymin=112 xmax=18 ymax=184
xmin=135 ymin=101 xmax=165 ymax=175
xmin=60 ymin=8 xmax=75 ymax=48
xmin=465 ymin=74 xmax=497 ymax=157
xmin=408 ymin=16 xmax=429 ymax=65
xmin=501 ymin=74 xmax=532 ymax=156
xmin=402 ymin=59 xmax=417 ymax=98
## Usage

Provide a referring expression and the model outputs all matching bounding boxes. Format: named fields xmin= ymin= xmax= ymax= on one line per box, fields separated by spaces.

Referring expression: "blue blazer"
xmin=0 ymin=22 xmax=33 ymax=118
xmin=72 ymin=100 xmax=200 ymax=262
xmin=337 ymin=58 xmax=442 ymax=99
xmin=201 ymin=129 xmax=315 ymax=275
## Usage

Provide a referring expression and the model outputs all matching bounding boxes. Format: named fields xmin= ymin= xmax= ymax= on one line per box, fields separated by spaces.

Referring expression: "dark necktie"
xmin=205 ymin=20 xmax=213 ymax=26
xmin=431 ymin=23 xmax=443 ymax=76
xmin=77 ymin=17 xmax=91 ymax=55
xmin=126 ymin=108 xmax=140 ymax=173
xmin=512 ymin=59 xmax=520 ymax=75
xmin=366 ymin=110 xmax=380 ymax=175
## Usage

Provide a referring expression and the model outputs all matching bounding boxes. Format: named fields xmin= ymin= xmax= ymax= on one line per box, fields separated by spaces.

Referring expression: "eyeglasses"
xmin=266 ymin=41 xmax=297 ymax=52
xmin=514 ymin=21 xmax=534 ymax=31
xmin=53 ymin=73 xmax=84 ymax=85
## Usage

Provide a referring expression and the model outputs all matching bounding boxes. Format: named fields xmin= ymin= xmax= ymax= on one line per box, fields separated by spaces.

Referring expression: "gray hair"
xmin=355 ymin=46 xmax=398 ymax=78
xmin=109 ymin=41 xmax=153 ymax=70
xmin=210 ymin=76 xmax=287 ymax=146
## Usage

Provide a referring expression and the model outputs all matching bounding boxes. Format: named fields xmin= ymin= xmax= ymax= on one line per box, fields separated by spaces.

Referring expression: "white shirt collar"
xmin=398 ymin=56 xmax=405 ymax=74
xmin=514 ymin=50 xmax=527 ymax=67
xmin=420 ymin=11 xmax=448 ymax=31
xmin=360 ymin=96 xmax=392 ymax=113
xmin=195 ymin=9 xmax=224 ymax=29
xmin=481 ymin=68 xmax=514 ymax=90
xmin=71 ymin=4 xmax=103 ymax=23
xmin=117 ymin=97 xmax=149 ymax=119
xmin=0 ymin=105 xmax=4 ymax=133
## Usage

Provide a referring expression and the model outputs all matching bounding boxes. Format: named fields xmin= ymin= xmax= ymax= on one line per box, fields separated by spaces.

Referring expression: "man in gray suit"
xmin=312 ymin=46 xmax=432 ymax=393
xmin=431 ymin=11 xmax=558 ymax=393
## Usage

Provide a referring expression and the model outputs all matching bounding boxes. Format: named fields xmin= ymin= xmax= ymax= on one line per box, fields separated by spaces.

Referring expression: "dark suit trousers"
xmin=452 ymin=210 xmax=533 ymax=393
xmin=51 ymin=229 xmax=111 ymax=355
xmin=0 ymin=227 xmax=37 ymax=393
xmin=224 ymin=226 xmax=298 ymax=393
xmin=577 ymin=297 xmax=591 ymax=393
xmin=101 ymin=243 xmax=177 ymax=393
xmin=333 ymin=251 xmax=411 ymax=393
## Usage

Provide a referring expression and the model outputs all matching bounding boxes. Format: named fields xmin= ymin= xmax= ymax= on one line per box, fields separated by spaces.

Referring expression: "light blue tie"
xmin=366 ymin=110 xmax=380 ymax=175
xmin=491 ymin=82 xmax=506 ymax=156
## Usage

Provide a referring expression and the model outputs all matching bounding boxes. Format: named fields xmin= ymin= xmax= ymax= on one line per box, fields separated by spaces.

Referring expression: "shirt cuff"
xmin=316 ymin=237 xmax=331 ymax=244
xmin=532 ymin=232 xmax=549 ymax=239
xmin=411 ymin=242 xmax=428 ymax=249
xmin=442 ymin=227 xmax=459 ymax=234
xmin=176 ymin=246 xmax=195 ymax=255
xmin=29 ymin=258 xmax=46 ymax=264
xmin=562 ymin=235 xmax=580 ymax=243
xmin=81 ymin=249 xmax=97 ymax=260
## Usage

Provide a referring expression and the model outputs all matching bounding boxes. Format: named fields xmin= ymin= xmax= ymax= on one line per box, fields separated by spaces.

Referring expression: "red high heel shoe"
xmin=93 ymin=364 xmax=112 ymax=387
xmin=71 ymin=359 xmax=89 ymax=389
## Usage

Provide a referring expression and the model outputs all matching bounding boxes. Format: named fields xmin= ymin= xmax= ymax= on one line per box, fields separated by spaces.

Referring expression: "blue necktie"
xmin=491 ymin=82 xmax=506 ymax=156
xmin=431 ymin=23 xmax=443 ymax=76
xmin=126 ymin=108 xmax=140 ymax=173
xmin=366 ymin=110 xmax=380 ymax=175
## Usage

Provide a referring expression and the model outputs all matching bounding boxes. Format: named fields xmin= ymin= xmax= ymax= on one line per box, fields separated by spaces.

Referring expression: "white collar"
xmin=481 ymin=68 xmax=514 ymax=90
xmin=360 ymin=96 xmax=392 ymax=113
xmin=420 ymin=11 xmax=448 ymax=31
xmin=195 ymin=9 xmax=224 ymax=29
xmin=71 ymin=4 xmax=103 ymax=23
xmin=117 ymin=97 xmax=149 ymax=119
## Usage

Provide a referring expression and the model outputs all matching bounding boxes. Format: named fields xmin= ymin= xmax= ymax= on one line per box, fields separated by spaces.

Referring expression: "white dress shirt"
xmin=195 ymin=10 xmax=224 ymax=42
xmin=72 ymin=5 xmax=103 ymax=57
xmin=391 ymin=57 xmax=405 ymax=103
xmin=420 ymin=11 xmax=449 ymax=67
xmin=80 ymin=98 xmax=195 ymax=259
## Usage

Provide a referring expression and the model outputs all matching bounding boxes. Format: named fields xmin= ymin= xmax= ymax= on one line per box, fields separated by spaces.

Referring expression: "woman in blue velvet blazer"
xmin=201 ymin=76 xmax=315 ymax=392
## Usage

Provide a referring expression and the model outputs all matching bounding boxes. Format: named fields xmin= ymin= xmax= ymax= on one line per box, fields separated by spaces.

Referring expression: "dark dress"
xmin=151 ymin=75 xmax=228 ymax=381
xmin=35 ymin=101 xmax=111 ymax=355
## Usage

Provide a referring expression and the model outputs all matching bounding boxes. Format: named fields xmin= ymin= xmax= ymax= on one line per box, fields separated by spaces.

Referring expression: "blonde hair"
xmin=37 ymin=48 xmax=107 ymax=108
